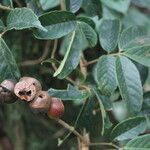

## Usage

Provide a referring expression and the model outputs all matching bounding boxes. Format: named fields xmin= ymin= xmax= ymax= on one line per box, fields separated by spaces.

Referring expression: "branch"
xmin=90 ymin=142 xmax=120 ymax=149
xmin=81 ymin=59 xmax=99 ymax=67
xmin=51 ymin=39 xmax=58 ymax=71
xmin=14 ymin=0 xmax=22 ymax=7
xmin=60 ymin=0 xmax=66 ymax=10
xmin=0 ymin=4 xmax=12 ymax=11
xmin=20 ymin=41 xmax=51 ymax=66
xmin=78 ymin=129 xmax=90 ymax=150
xmin=80 ymin=54 xmax=87 ymax=77
xmin=53 ymin=118 xmax=88 ymax=145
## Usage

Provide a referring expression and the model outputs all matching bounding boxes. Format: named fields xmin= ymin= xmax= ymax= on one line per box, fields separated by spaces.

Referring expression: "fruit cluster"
xmin=0 ymin=77 xmax=64 ymax=118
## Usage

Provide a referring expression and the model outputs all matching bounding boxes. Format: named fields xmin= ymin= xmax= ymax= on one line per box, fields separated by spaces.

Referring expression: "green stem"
xmin=109 ymin=52 xmax=123 ymax=56
xmin=57 ymin=100 xmax=87 ymax=146
xmin=90 ymin=142 xmax=120 ymax=149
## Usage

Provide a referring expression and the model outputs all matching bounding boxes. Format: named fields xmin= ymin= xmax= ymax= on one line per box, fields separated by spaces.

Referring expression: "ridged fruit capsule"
xmin=29 ymin=91 xmax=51 ymax=113
xmin=14 ymin=77 xmax=42 ymax=101
xmin=0 ymin=79 xmax=17 ymax=103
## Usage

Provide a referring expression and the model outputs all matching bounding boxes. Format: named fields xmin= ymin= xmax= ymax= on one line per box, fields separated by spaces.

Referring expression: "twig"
xmin=65 ymin=77 xmax=78 ymax=85
xmin=53 ymin=118 xmax=87 ymax=144
xmin=0 ymin=31 xmax=6 ymax=38
xmin=80 ymin=54 xmax=87 ymax=77
xmin=51 ymin=40 xmax=58 ymax=71
xmin=82 ymin=51 xmax=124 ymax=67
xmin=78 ymin=129 xmax=90 ymax=150
xmin=0 ymin=4 xmax=12 ymax=11
xmin=65 ymin=77 xmax=91 ymax=91
xmin=14 ymin=0 xmax=22 ymax=7
xmin=58 ymin=100 xmax=87 ymax=146
xmin=110 ymin=52 xmax=123 ymax=56
xmin=20 ymin=41 xmax=51 ymax=66
xmin=82 ymin=59 xmax=99 ymax=67
xmin=90 ymin=142 xmax=120 ymax=149
xmin=60 ymin=0 xmax=66 ymax=10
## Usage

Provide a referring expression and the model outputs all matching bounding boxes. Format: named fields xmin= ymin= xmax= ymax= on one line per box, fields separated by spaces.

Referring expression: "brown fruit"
xmin=47 ymin=97 xmax=64 ymax=118
xmin=14 ymin=77 xmax=42 ymax=101
xmin=29 ymin=91 xmax=51 ymax=113
xmin=0 ymin=80 xmax=17 ymax=103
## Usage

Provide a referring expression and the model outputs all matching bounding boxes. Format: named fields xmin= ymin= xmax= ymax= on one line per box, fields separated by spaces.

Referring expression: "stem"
xmin=81 ymin=51 xmax=123 ymax=67
xmin=80 ymin=54 xmax=87 ymax=76
xmin=109 ymin=52 xmax=123 ymax=56
xmin=51 ymin=39 xmax=58 ymax=71
xmin=53 ymin=118 xmax=87 ymax=144
xmin=65 ymin=77 xmax=78 ymax=85
xmin=14 ymin=0 xmax=22 ymax=7
xmin=20 ymin=41 xmax=51 ymax=66
xmin=0 ymin=4 xmax=12 ymax=11
xmin=82 ymin=59 xmax=99 ymax=67
xmin=90 ymin=142 xmax=120 ymax=149
xmin=65 ymin=77 xmax=90 ymax=91
xmin=60 ymin=0 xmax=66 ymax=10
xmin=58 ymin=100 xmax=87 ymax=146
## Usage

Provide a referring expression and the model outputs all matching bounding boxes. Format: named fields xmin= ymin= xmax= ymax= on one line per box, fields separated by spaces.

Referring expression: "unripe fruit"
xmin=29 ymin=91 xmax=51 ymax=113
xmin=0 ymin=79 xmax=17 ymax=103
xmin=14 ymin=77 xmax=42 ymax=101
xmin=47 ymin=97 xmax=64 ymax=118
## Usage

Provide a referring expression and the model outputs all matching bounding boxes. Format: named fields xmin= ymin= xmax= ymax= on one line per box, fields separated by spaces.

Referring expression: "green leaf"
xmin=65 ymin=0 xmax=83 ymax=13
xmin=77 ymin=16 xmax=95 ymax=29
xmin=102 ymin=4 xmax=123 ymax=20
xmin=101 ymin=0 xmax=131 ymax=14
xmin=34 ymin=11 xmax=77 ymax=39
xmin=93 ymin=87 xmax=112 ymax=110
xmin=25 ymin=0 xmax=43 ymax=16
xmin=99 ymin=19 xmax=121 ymax=52
xmin=2 ymin=0 xmax=13 ymax=7
xmin=54 ymin=22 xmax=97 ymax=79
xmin=78 ymin=21 xmax=97 ymax=47
xmin=118 ymin=26 xmax=147 ymax=51
xmin=95 ymin=55 xmax=117 ymax=95
xmin=6 ymin=8 xmax=46 ymax=31
xmin=110 ymin=116 xmax=146 ymax=141
xmin=116 ymin=56 xmax=143 ymax=116
xmin=124 ymin=134 xmax=150 ymax=150
xmin=124 ymin=45 xmax=150 ymax=67
xmin=41 ymin=57 xmax=85 ymax=82
xmin=78 ymin=98 xmax=102 ymax=135
xmin=48 ymin=84 xmax=89 ymax=100
xmin=82 ymin=0 xmax=102 ymax=17
xmin=142 ymin=92 xmax=150 ymax=115
xmin=59 ymin=20 xmax=96 ymax=56
xmin=122 ymin=8 xmax=150 ymax=33
xmin=53 ymin=31 xmax=79 ymax=78
xmin=135 ymin=63 xmax=149 ymax=85
xmin=39 ymin=0 xmax=60 ymax=10
xmin=41 ymin=58 xmax=60 ymax=65
xmin=0 ymin=38 xmax=20 ymax=82
xmin=0 ymin=19 xmax=5 ymax=32
xmin=132 ymin=0 xmax=150 ymax=9
xmin=93 ymin=88 xmax=107 ymax=135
